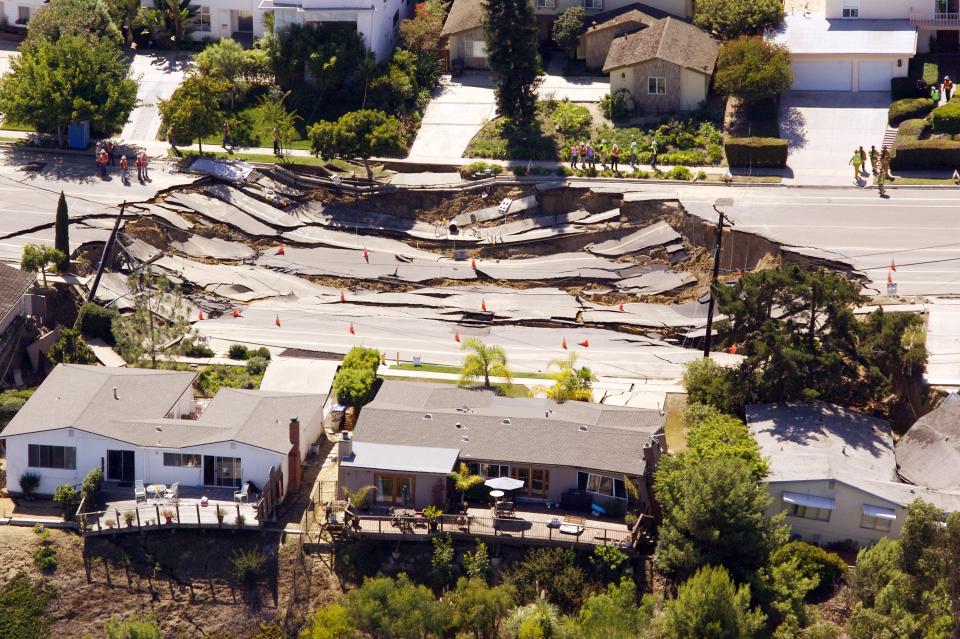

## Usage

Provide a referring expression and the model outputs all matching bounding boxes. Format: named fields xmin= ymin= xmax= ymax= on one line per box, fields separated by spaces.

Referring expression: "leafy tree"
xmin=21 ymin=244 xmax=65 ymax=288
xmin=54 ymin=192 xmax=69 ymax=271
xmin=694 ymin=0 xmax=784 ymax=40
xmin=309 ymin=109 xmax=407 ymax=180
xmin=270 ymin=23 xmax=367 ymax=99
xmin=682 ymin=357 xmax=734 ymax=414
xmin=255 ymin=88 xmax=301 ymax=159
xmin=195 ymin=38 xmax=247 ymax=108
xmin=400 ymin=0 xmax=448 ymax=51
xmin=449 ymin=463 xmax=484 ymax=508
xmin=682 ymin=403 xmax=769 ymax=480
xmin=654 ymin=456 xmax=788 ymax=583
xmin=551 ymin=7 xmax=585 ymax=59
xmin=542 ymin=353 xmax=594 ymax=402
xmin=342 ymin=346 xmax=381 ymax=370
xmin=450 ymin=578 xmax=516 ymax=639
xmin=344 ymin=574 xmax=451 ymax=639
xmin=299 ymin=602 xmax=357 ymax=639
xmin=0 ymin=389 xmax=34 ymax=431
xmin=103 ymin=614 xmax=163 ymax=639
xmin=108 ymin=0 xmax=141 ymax=44
xmin=139 ymin=0 xmax=198 ymax=47
xmin=577 ymin=578 xmax=656 ymax=639
xmin=589 ymin=543 xmax=629 ymax=583
xmin=332 ymin=366 xmax=376 ymax=406
xmin=770 ymin=541 xmax=847 ymax=599
xmin=715 ymin=37 xmax=792 ymax=105
xmin=159 ymin=75 xmax=226 ymax=152
xmin=464 ymin=539 xmax=491 ymax=581
xmin=26 ymin=0 xmax=121 ymax=46
xmin=77 ymin=302 xmax=118 ymax=345
xmin=663 ymin=565 xmax=765 ymax=639
xmin=0 ymin=35 xmax=137 ymax=144
xmin=484 ymin=0 xmax=542 ymax=128
xmin=432 ymin=534 xmax=456 ymax=587
xmin=48 ymin=328 xmax=98 ymax=365
xmin=458 ymin=337 xmax=512 ymax=387
xmin=502 ymin=547 xmax=587 ymax=613
xmin=860 ymin=308 xmax=928 ymax=421
xmin=758 ymin=557 xmax=818 ymax=629
xmin=111 ymin=268 xmax=192 ymax=367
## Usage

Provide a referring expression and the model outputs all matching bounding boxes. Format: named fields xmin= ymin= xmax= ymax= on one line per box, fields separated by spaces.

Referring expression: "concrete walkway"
xmin=407 ymin=73 xmax=497 ymax=160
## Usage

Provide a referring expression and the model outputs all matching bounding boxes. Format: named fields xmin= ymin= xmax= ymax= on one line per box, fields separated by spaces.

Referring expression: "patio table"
xmin=147 ymin=484 xmax=167 ymax=502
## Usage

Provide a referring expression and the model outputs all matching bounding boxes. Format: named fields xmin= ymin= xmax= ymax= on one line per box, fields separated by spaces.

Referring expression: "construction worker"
xmin=869 ymin=145 xmax=880 ymax=176
xmin=877 ymin=167 xmax=887 ymax=197
xmin=629 ymin=138 xmax=638 ymax=167
xmin=945 ymin=75 xmax=955 ymax=101
xmin=610 ymin=143 xmax=620 ymax=171
xmin=880 ymin=146 xmax=891 ymax=179
xmin=849 ymin=148 xmax=863 ymax=182
xmin=119 ymin=155 xmax=129 ymax=184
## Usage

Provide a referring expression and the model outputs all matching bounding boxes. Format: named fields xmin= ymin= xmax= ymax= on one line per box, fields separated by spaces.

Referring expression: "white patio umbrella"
xmin=484 ymin=476 xmax=525 ymax=491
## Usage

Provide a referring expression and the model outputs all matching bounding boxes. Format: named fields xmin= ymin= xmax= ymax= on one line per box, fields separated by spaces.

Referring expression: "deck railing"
xmin=79 ymin=500 xmax=263 ymax=535
xmin=910 ymin=11 xmax=960 ymax=27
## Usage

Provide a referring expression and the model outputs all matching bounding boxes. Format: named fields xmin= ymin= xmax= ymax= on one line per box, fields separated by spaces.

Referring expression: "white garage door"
xmin=791 ymin=61 xmax=853 ymax=91
xmin=859 ymin=61 xmax=893 ymax=91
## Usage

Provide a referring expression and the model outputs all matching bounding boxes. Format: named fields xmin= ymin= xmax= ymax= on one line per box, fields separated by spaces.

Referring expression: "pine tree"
xmin=54 ymin=191 xmax=69 ymax=271
xmin=484 ymin=0 xmax=542 ymax=128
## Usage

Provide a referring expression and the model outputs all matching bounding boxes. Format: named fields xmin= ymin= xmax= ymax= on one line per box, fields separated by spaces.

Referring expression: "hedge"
xmin=888 ymin=98 xmax=935 ymax=126
xmin=891 ymin=139 xmax=960 ymax=170
xmin=724 ymin=137 xmax=788 ymax=168
xmin=932 ymin=100 xmax=960 ymax=135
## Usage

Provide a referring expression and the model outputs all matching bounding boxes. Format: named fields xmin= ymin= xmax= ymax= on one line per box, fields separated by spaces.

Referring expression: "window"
xmin=16 ymin=5 xmax=29 ymax=24
xmin=471 ymin=40 xmax=486 ymax=58
xmin=861 ymin=504 xmax=896 ymax=532
xmin=841 ymin=0 xmax=859 ymax=18
xmin=648 ymin=77 xmax=666 ymax=95
xmin=578 ymin=472 xmax=627 ymax=499
xmin=786 ymin=503 xmax=832 ymax=522
xmin=375 ymin=473 xmax=415 ymax=505
xmin=535 ymin=0 xmax=556 ymax=7
xmin=194 ymin=5 xmax=210 ymax=31
xmin=467 ymin=463 xmax=510 ymax=478
xmin=582 ymin=0 xmax=602 ymax=9
xmin=163 ymin=452 xmax=201 ymax=467
xmin=203 ymin=455 xmax=242 ymax=488
xmin=28 ymin=444 xmax=76 ymax=470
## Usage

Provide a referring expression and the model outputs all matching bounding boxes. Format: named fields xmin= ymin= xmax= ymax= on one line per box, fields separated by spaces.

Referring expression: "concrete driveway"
xmin=121 ymin=51 xmax=192 ymax=145
xmin=407 ymin=73 xmax=497 ymax=160
xmin=779 ymin=91 xmax=890 ymax=186
xmin=0 ymin=40 xmax=17 ymax=79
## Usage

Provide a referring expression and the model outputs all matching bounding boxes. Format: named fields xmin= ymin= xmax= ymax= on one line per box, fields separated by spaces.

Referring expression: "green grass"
xmin=389 ymin=363 xmax=553 ymax=379
xmin=380 ymin=375 xmax=531 ymax=397
xmin=173 ymin=150 xmax=330 ymax=166
xmin=200 ymin=104 xmax=313 ymax=150
xmin=0 ymin=119 xmax=35 ymax=133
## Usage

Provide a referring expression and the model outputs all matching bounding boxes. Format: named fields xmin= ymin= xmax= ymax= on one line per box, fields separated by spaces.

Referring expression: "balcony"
xmin=910 ymin=11 xmax=960 ymax=28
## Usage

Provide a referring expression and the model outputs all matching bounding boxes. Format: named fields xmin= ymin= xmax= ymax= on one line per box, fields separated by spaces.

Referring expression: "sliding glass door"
xmin=203 ymin=456 xmax=242 ymax=488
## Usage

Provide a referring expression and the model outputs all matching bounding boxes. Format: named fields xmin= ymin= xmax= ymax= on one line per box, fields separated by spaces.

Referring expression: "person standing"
xmin=945 ymin=76 xmax=955 ymax=101
xmin=119 ymin=155 xmax=129 ymax=184
xmin=869 ymin=145 xmax=880 ymax=176
xmin=932 ymin=84 xmax=941 ymax=104
xmin=135 ymin=153 xmax=144 ymax=183
xmin=610 ymin=143 xmax=620 ymax=171
xmin=570 ymin=142 xmax=578 ymax=168
xmin=877 ymin=166 xmax=887 ymax=197
xmin=106 ymin=140 xmax=115 ymax=166
xmin=880 ymin=146 xmax=891 ymax=179
xmin=98 ymin=150 xmax=108 ymax=178
xmin=273 ymin=128 xmax=281 ymax=156
xmin=849 ymin=148 xmax=863 ymax=181
xmin=650 ymin=139 xmax=659 ymax=168
xmin=586 ymin=143 xmax=595 ymax=169
xmin=629 ymin=138 xmax=638 ymax=167
xmin=858 ymin=146 xmax=869 ymax=176
xmin=578 ymin=141 xmax=587 ymax=168
xmin=140 ymin=152 xmax=149 ymax=180
xmin=223 ymin=121 xmax=232 ymax=149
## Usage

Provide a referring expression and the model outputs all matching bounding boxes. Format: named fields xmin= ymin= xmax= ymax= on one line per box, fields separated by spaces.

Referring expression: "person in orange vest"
xmin=610 ymin=143 xmax=621 ymax=171
xmin=97 ymin=150 xmax=108 ymax=178
xmin=135 ymin=153 xmax=144 ymax=183
xmin=119 ymin=155 xmax=129 ymax=184
xmin=945 ymin=75 xmax=955 ymax=101
xmin=139 ymin=152 xmax=149 ymax=180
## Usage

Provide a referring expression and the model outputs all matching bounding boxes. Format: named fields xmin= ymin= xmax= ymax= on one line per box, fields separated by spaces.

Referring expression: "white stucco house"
xmin=1 ymin=364 xmax=325 ymax=499
xmin=748 ymin=402 xmax=960 ymax=547
xmin=0 ymin=0 xmax=43 ymax=28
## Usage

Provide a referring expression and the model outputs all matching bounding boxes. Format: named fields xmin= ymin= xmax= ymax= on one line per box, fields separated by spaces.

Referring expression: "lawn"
xmin=878 ymin=175 xmax=959 ymax=186
xmin=0 ymin=119 xmax=35 ymax=133
xmin=200 ymin=103 xmax=313 ymax=151
xmin=174 ymin=149 xmax=328 ymax=166
xmin=379 ymin=375 xmax=532 ymax=397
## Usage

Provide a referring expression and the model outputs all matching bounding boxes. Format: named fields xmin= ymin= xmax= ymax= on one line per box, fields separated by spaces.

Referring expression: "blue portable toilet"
xmin=67 ymin=121 xmax=90 ymax=150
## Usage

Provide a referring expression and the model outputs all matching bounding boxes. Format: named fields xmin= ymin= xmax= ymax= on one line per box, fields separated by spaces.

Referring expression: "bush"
xmin=32 ymin=546 xmax=57 ymax=572
xmin=771 ymin=541 xmax=847 ymax=598
xmin=182 ymin=340 xmax=215 ymax=358
xmin=341 ymin=346 xmax=381 ymax=371
xmin=245 ymin=356 xmax=269 ymax=376
xmin=333 ymin=366 xmax=376 ymax=406
xmin=77 ymin=302 xmax=117 ymax=345
xmin=601 ymin=89 xmax=636 ymax=120
xmin=81 ymin=467 xmax=104 ymax=502
xmin=104 ymin=615 xmax=163 ymax=639
xmin=0 ymin=389 xmax=32 ymax=431
xmin=502 ymin=547 xmax=586 ymax=612
xmin=254 ymin=347 xmax=271 ymax=360
xmin=659 ymin=150 xmax=708 ymax=166
xmin=552 ymin=100 xmax=592 ymax=138
xmin=724 ymin=136 xmax=788 ymax=168
xmin=667 ymin=166 xmax=693 ymax=180
xmin=460 ymin=161 xmax=504 ymax=179
xmin=932 ymin=99 xmax=960 ymax=134
xmin=19 ymin=472 xmax=40 ymax=499
xmin=891 ymin=76 xmax=918 ymax=100
xmin=195 ymin=364 xmax=262 ymax=396
xmin=52 ymin=484 xmax=78 ymax=520
xmin=895 ymin=117 xmax=930 ymax=141
xmin=888 ymin=98 xmax=935 ymax=126
xmin=891 ymin=138 xmax=960 ymax=170
xmin=231 ymin=549 xmax=266 ymax=587
xmin=228 ymin=343 xmax=249 ymax=360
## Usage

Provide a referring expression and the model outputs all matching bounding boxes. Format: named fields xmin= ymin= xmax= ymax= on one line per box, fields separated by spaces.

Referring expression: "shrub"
xmin=182 ymin=340 xmax=215 ymax=358
xmin=0 ymin=572 xmax=56 ymax=638
xmin=601 ymin=89 xmax=635 ymax=120
xmin=463 ymin=539 xmax=491 ymax=581
xmin=0 ymin=389 xmax=33 ymax=431
xmin=502 ymin=547 xmax=586 ymax=612
xmin=77 ymin=302 xmax=117 ymax=345
xmin=895 ymin=117 xmax=929 ymax=141
xmin=659 ymin=149 xmax=707 ymax=166
xmin=590 ymin=543 xmax=628 ymax=581
xmin=104 ymin=615 xmax=163 ymax=639
xmin=891 ymin=76 xmax=917 ymax=100
xmin=245 ymin=356 xmax=269 ymax=376
xmin=667 ymin=166 xmax=693 ymax=180
xmin=231 ymin=549 xmax=266 ymax=587
xmin=724 ymin=136 xmax=788 ymax=168
xmin=254 ymin=347 xmax=271 ymax=360
xmin=891 ymin=139 xmax=960 ymax=169
xmin=888 ymin=98 xmax=935 ymax=126
xmin=341 ymin=346 xmax=381 ymax=371
xmin=32 ymin=546 xmax=57 ymax=572
xmin=333 ymin=366 xmax=377 ymax=406
xmin=552 ymin=100 xmax=592 ymax=139
xmin=52 ymin=484 xmax=78 ymax=520
xmin=19 ymin=472 xmax=40 ymax=499
xmin=195 ymin=365 xmax=262 ymax=395
xmin=932 ymin=99 xmax=960 ymax=134
xmin=460 ymin=161 xmax=504 ymax=179
xmin=228 ymin=343 xmax=249 ymax=360
xmin=432 ymin=534 xmax=456 ymax=586
xmin=771 ymin=541 xmax=847 ymax=598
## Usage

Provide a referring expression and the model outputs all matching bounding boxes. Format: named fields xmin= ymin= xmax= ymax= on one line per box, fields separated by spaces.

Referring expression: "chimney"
xmin=288 ymin=416 xmax=301 ymax=493
xmin=113 ymin=386 xmax=119 ymax=400
xmin=338 ymin=431 xmax=353 ymax=461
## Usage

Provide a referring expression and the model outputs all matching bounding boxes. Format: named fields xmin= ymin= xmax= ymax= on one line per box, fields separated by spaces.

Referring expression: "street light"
xmin=703 ymin=198 xmax=734 ymax=358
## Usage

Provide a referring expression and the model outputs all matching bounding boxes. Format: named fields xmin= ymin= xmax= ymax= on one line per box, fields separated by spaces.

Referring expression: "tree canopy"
xmin=458 ymin=338 xmax=512 ymax=388
xmin=309 ymin=109 xmax=406 ymax=180
xmin=158 ymin=75 xmax=227 ymax=152
xmin=551 ymin=7 xmax=585 ymax=59
xmin=48 ymin=328 xmax=98 ymax=365
xmin=112 ymin=268 xmax=192 ymax=367
xmin=714 ymin=37 xmax=793 ymax=104
xmin=344 ymin=574 xmax=451 ymax=638
xmin=26 ymin=0 xmax=121 ymax=46
xmin=664 ymin=565 xmax=765 ymax=639
xmin=20 ymin=244 xmax=65 ymax=288
xmin=0 ymin=34 xmax=137 ymax=143
xmin=485 ymin=0 xmax=542 ymax=128
xmin=694 ymin=0 xmax=785 ymax=40
xmin=399 ymin=0 xmax=448 ymax=51
xmin=577 ymin=578 xmax=655 ymax=638
xmin=54 ymin=192 xmax=70 ymax=271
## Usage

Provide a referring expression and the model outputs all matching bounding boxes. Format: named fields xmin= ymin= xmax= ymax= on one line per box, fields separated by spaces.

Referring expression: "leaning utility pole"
xmin=703 ymin=200 xmax=734 ymax=358
xmin=85 ymin=201 xmax=125 ymax=305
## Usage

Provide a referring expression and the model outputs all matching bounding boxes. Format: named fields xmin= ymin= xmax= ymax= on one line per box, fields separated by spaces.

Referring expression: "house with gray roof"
xmin=748 ymin=402 xmax=960 ymax=547
xmin=338 ymin=380 xmax=666 ymax=512
xmin=896 ymin=394 xmax=960 ymax=491
xmin=1 ymin=364 xmax=325 ymax=499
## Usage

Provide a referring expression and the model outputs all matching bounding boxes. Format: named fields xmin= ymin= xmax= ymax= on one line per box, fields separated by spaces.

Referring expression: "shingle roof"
xmin=583 ymin=3 xmax=668 ymax=36
xmin=602 ymin=17 xmax=718 ymax=74
xmin=0 ymin=264 xmax=35 ymax=318
xmin=3 ymin=364 xmax=196 ymax=437
xmin=351 ymin=381 xmax=665 ymax=476
xmin=197 ymin=388 xmax=325 ymax=453
xmin=896 ymin=397 xmax=960 ymax=490
xmin=441 ymin=0 xmax=484 ymax=37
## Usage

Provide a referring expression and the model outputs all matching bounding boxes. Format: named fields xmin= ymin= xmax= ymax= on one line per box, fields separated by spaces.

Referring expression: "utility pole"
xmin=703 ymin=199 xmax=734 ymax=358
xmin=86 ymin=201 xmax=125 ymax=306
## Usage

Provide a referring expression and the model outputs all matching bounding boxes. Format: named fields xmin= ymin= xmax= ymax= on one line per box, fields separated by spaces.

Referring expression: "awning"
xmin=862 ymin=504 xmax=897 ymax=520
xmin=782 ymin=491 xmax=836 ymax=510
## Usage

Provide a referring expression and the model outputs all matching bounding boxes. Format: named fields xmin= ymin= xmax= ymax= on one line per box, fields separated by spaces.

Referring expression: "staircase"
xmin=882 ymin=126 xmax=898 ymax=150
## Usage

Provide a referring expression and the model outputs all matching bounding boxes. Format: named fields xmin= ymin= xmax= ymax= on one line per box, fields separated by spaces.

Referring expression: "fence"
xmin=79 ymin=500 xmax=263 ymax=536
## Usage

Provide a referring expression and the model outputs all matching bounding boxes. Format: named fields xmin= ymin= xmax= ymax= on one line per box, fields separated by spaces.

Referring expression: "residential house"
xmin=896 ymin=394 xmax=960 ymax=491
xmin=1 ymin=364 xmax=325 ymax=499
xmin=0 ymin=263 xmax=38 ymax=335
xmin=771 ymin=1 xmax=923 ymax=92
xmin=0 ymin=0 xmax=43 ymax=28
xmin=748 ymin=402 xmax=960 ymax=547
xmin=441 ymin=0 xmax=692 ymax=70
xmin=603 ymin=17 xmax=718 ymax=113
xmin=338 ymin=380 xmax=666 ymax=512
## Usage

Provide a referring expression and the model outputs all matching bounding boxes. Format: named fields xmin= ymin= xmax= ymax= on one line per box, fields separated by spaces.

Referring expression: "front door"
xmin=106 ymin=450 xmax=135 ymax=483
xmin=510 ymin=467 xmax=550 ymax=498
xmin=236 ymin=11 xmax=253 ymax=33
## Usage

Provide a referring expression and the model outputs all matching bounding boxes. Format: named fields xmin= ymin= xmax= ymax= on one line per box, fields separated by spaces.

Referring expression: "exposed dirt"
xmin=316 ymin=186 xmax=533 ymax=224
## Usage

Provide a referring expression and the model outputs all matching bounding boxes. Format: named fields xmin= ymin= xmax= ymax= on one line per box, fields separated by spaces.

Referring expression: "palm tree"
xmin=341 ymin=485 xmax=374 ymax=512
xmin=449 ymin=463 xmax=483 ymax=510
xmin=542 ymin=353 xmax=595 ymax=402
xmin=459 ymin=337 xmax=512 ymax=387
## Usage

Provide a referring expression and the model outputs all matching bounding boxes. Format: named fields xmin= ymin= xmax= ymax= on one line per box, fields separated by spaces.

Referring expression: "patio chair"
xmin=559 ymin=515 xmax=585 ymax=537
xmin=234 ymin=483 xmax=249 ymax=503
xmin=163 ymin=482 xmax=179 ymax=503
xmin=134 ymin=480 xmax=146 ymax=504
xmin=498 ymin=501 xmax=515 ymax=517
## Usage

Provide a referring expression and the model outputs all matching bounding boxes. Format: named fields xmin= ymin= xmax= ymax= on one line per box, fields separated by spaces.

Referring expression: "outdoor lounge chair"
xmin=163 ymin=482 xmax=179 ymax=503
xmin=134 ymin=480 xmax=146 ymax=503
xmin=559 ymin=515 xmax=585 ymax=536
xmin=234 ymin=483 xmax=249 ymax=503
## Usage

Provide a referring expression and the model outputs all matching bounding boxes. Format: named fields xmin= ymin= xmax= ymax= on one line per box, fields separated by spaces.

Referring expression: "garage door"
xmin=859 ymin=61 xmax=893 ymax=91
xmin=791 ymin=61 xmax=853 ymax=91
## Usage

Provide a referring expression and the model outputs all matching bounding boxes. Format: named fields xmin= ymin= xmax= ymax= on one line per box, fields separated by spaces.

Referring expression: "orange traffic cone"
xmin=481 ymin=299 xmax=487 ymax=312
xmin=562 ymin=337 xmax=568 ymax=350
xmin=890 ymin=259 xmax=897 ymax=272
xmin=362 ymin=247 xmax=369 ymax=263
xmin=340 ymin=290 xmax=346 ymax=303
xmin=232 ymin=309 xmax=240 ymax=318
xmin=348 ymin=323 xmax=355 ymax=335
xmin=887 ymin=271 xmax=894 ymax=284
xmin=578 ymin=339 xmax=590 ymax=348
xmin=276 ymin=246 xmax=285 ymax=256
xmin=198 ymin=310 xmax=204 ymax=321
xmin=275 ymin=315 xmax=281 ymax=327
xmin=454 ymin=332 xmax=461 ymax=343
xmin=471 ymin=257 xmax=477 ymax=269
xmin=618 ymin=303 xmax=624 ymax=312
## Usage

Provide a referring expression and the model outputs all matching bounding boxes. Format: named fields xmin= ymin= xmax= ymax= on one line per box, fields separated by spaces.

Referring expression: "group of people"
xmin=917 ymin=75 xmax=954 ymax=104
xmin=94 ymin=140 xmax=149 ymax=184
xmin=849 ymin=144 xmax=891 ymax=195
xmin=569 ymin=138 xmax=658 ymax=172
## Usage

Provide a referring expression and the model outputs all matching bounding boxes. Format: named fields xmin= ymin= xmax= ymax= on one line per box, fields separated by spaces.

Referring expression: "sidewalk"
xmin=377 ymin=365 xmax=554 ymax=389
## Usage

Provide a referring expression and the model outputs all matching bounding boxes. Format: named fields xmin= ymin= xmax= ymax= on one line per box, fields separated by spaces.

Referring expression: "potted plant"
xmin=123 ymin=512 xmax=136 ymax=528
xmin=235 ymin=513 xmax=246 ymax=526
xmin=161 ymin=509 xmax=174 ymax=524
xmin=422 ymin=505 xmax=443 ymax=533
xmin=215 ymin=506 xmax=224 ymax=524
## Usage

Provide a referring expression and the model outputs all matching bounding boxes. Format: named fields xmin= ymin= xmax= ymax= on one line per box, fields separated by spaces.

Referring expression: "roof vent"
xmin=462 ymin=435 xmax=469 ymax=442
xmin=501 ymin=418 xmax=511 ymax=425
xmin=423 ymin=413 xmax=433 ymax=420
xmin=455 ymin=422 xmax=462 ymax=429
xmin=113 ymin=386 xmax=119 ymax=400
xmin=579 ymin=425 xmax=589 ymax=432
